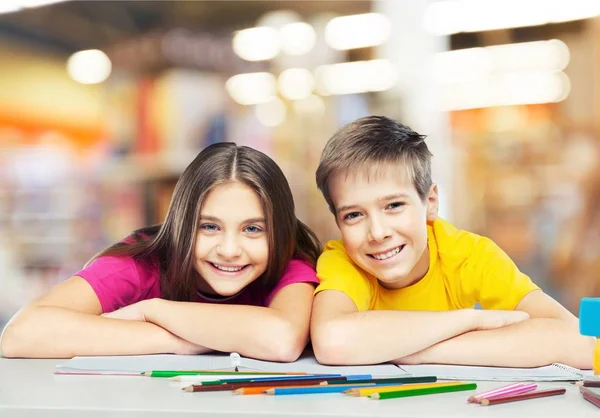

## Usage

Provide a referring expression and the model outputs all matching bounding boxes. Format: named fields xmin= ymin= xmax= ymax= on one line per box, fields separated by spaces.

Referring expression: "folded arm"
xmin=0 ymin=277 xmax=209 ymax=358
xmin=310 ymin=290 xmax=528 ymax=365
xmin=395 ymin=291 xmax=594 ymax=369
xmin=136 ymin=282 xmax=315 ymax=362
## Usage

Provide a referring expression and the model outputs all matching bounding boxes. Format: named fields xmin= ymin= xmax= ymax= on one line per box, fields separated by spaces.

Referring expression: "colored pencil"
xmin=479 ymin=388 xmax=566 ymax=406
xmin=580 ymin=387 xmax=600 ymax=409
xmin=266 ymin=383 xmax=378 ymax=395
xmin=143 ymin=370 xmax=305 ymax=378
xmin=182 ymin=378 xmax=352 ymax=392
xmin=345 ymin=382 xmax=465 ymax=397
xmin=577 ymin=380 xmax=600 ymax=388
xmin=370 ymin=383 xmax=477 ymax=400
xmin=195 ymin=374 xmax=344 ymax=386
xmin=183 ymin=384 xmax=238 ymax=392
xmin=468 ymin=382 xmax=536 ymax=403
xmin=328 ymin=376 xmax=437 ymax=386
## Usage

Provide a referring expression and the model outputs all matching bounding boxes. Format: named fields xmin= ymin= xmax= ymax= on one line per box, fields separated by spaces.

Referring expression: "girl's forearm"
xmin=395 ymin=318 xmax=594 ymax=369
xmin=1 ymin=306 xmax=187 ymax=358
xmin=143 ymin=299 xmax=307 ymax=361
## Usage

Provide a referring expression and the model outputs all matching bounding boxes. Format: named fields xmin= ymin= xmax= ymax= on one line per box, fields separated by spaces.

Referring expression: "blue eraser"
xmin=579 ymin=298 xmax=600 ymax=336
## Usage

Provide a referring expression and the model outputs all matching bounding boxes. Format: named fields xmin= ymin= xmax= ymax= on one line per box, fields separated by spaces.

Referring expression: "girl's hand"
xmin=475 ymin=309 xmax=529 ymax=331
xmin=102 ymin=300 xmax=151 ymax=322
xmin=170 ymin=335 xmax=212 ymax=355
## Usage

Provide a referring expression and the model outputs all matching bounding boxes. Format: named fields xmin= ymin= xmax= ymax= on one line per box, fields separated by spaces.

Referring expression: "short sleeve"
xmin=314 ymin=240 xmax=373 ymax=311
xmin=265 ymin=259 xmax=319 ymax=306
xmin=74 ymin=256 xmax=146 ymax=313
xmin=457 ymin=237 xmax=541 ymax=310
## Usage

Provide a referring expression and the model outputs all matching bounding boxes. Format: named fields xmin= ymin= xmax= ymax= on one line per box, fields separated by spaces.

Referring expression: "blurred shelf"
xmin=100 ymin=153 xmax=196 ymax=184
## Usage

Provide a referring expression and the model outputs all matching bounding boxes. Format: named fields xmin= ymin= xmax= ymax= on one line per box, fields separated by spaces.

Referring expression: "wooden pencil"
xmin=184 ymin=377 xmax=356 ymax=392
xmin=345 ymin=382 xmax=464 ymax=397
xmin=577 ymin=380 xmax=600 ymax=388
xmin=183 ymin=384 xmax=237 ymax=392
xmin=579 ymin=386 xmax=600 ymax=400
xmin=479 ymin=388 xmax=566 ymax=406
xmin=581 ymin=388 xmax=600 ymax=409
xmin=330 ymin=376 xmax=436 ymax=387
xmin=370 ymin=383 xmax=477 ymax=400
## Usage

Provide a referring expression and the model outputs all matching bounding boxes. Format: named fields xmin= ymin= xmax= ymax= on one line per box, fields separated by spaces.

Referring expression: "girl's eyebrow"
xmin=199 ymin=215 xmax=266 ymax=224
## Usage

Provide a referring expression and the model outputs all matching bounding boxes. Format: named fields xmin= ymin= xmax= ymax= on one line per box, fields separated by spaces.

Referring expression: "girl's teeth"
xmin=373 ymin=247 xmax=401 ymax=260
xmin=214 ymin=264 xmax=243 ymax=272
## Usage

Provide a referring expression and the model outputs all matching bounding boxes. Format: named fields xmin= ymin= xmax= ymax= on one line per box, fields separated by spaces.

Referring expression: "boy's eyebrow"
xmin=336 ymin=193 xmax=410 ymax=214
xmin=380 ymin=193 xmax=410 ymax=201
xmin=199 ymin=215 xmax=266 ymax=224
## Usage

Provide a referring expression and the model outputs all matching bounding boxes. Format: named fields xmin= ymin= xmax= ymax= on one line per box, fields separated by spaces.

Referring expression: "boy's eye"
xmin=244 ymin=225 xmax=263 ymax=234
xmin=200 ymin=223 xmax=219 ymax=231
xmin=386 ymin=201 xmax=405 ymax=210
xmin=343 ymin=212 xmax=362 ymax=221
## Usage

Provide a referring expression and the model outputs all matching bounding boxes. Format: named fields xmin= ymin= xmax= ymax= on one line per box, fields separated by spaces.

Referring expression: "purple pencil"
xmin=468 ymin=383 xmax=535 ymax=403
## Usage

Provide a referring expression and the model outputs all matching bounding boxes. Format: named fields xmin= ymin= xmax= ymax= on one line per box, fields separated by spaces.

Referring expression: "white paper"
xmin=397 ymin=363 xmax=584 ymax=382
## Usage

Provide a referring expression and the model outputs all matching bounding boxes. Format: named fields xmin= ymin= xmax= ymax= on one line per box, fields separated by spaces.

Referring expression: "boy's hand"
xmin=475 ymin=309 xmax=529 ymax=331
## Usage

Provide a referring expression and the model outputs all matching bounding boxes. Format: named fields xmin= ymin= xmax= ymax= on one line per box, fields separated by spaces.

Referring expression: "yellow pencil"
xmin=344 ymin=381 xmax=466 ymax=397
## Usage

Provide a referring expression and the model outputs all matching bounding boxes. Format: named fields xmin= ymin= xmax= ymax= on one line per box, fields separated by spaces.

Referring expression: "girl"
xmin=1 ymin=143 xmax=321 ymax=361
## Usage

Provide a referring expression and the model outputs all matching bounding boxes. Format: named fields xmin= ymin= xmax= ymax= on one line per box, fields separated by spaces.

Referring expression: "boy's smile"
xmin=330 ymin=165 xmax=438 ymax=289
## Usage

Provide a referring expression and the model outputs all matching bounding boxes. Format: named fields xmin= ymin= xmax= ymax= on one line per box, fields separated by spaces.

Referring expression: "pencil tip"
xmin=183 ymin=386 xmax=193 ymax=392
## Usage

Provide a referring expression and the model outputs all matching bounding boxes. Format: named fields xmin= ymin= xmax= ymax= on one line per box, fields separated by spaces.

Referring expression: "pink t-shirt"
xmin=75 ymin=257 xmax=319 ymax=313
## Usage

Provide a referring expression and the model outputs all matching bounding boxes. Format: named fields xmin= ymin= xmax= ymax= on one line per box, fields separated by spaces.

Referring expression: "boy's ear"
xmin=426 ymin=183 xmax=439 ymax=221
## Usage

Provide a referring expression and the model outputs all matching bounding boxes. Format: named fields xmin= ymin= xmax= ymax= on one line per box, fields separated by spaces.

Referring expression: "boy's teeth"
xmin=214 ymin=264 xmax=243 ymax=272
xmin=372 ymin=247 xmax=401 ymax=260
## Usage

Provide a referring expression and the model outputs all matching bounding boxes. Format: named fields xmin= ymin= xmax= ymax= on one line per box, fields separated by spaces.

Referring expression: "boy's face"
xmin=329 ymin=165 xmax=438 ymax=289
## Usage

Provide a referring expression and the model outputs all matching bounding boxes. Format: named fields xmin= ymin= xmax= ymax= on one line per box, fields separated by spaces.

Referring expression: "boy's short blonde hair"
xmin=316 ymin=116 xmax=433 ymax=214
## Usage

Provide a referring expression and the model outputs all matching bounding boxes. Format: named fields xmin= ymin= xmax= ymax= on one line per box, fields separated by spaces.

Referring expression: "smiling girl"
xmin=1 ymin=143 xmax=321 ymax=361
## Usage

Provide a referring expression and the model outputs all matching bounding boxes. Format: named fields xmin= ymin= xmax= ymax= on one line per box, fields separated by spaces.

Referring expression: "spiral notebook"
xmin=397 ymin=363 xmax=591 ymax=382
xmin=55 ymin=353 xmax=406 ymax=377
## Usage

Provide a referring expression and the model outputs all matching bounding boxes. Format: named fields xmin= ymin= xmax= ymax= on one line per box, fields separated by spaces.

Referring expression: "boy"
xmin=311 ymin=116 xmax=593 ymax=369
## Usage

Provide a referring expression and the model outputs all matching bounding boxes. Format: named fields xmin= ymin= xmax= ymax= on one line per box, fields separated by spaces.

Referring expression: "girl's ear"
xmin=426 ymin=183 xmax=439 ymax=221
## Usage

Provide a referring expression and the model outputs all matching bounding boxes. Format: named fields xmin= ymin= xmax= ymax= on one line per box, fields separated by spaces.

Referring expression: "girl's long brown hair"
xmin=87 ymin=143 xmax=321 ymax=301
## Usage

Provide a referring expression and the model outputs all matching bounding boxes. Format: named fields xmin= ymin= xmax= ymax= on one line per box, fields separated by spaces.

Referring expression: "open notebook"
xmin=55 ymin=353 xmax=407 ymax=377
xmin=398 ymin=363 xmax=591 ymax=382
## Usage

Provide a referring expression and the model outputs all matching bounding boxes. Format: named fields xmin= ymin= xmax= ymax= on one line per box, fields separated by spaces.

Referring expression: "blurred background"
xmin=1 ymin=0 xmax=600 ymax=330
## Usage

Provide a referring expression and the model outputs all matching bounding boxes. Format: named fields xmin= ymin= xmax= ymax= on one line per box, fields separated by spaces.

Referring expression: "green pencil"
xmin=370 ymin=383 xmax=477 ymax=400
xmin=142 ymin=371 xmax=302 ymax=378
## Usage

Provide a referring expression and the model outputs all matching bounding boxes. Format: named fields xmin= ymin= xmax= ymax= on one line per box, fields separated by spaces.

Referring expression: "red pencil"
xmin=580 ymin=386 xmax=600 ymax=409
xmin=581 ymin=391 xmax=600 ymax=408
xmin=577 ymin=380 xmax=600 ymax=388
xmin=479 ymin=388 xmax=566 ymax=406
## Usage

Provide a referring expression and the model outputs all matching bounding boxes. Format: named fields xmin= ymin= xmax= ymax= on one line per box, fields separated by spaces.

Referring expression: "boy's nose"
xmin=367 ymin=217 xmax=392 ymax=242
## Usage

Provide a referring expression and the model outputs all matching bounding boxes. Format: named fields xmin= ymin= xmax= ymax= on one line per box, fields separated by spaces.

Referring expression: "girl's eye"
xmin=343 ymin=212 xmax=362 ymax=221
xmin=200 ymin=223 xmax=219 ymax=231
xmin=386 ymin=202 xmax=405 ymax=210
xmin=244 ymin=225 xmax=263 ymax=234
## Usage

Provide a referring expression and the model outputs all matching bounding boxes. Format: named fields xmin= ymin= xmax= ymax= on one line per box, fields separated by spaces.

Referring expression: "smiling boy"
xmin=311 ymin=116 xmax=593 ymax=369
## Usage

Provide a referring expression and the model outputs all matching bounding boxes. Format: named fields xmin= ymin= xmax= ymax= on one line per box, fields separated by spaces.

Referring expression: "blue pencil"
xmin=266 ymin=383 xmax=382 ymax=395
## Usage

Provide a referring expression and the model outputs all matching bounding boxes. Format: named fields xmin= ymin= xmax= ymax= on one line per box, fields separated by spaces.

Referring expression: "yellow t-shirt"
xmin=315 ymin=217 xmax=540 ymax=311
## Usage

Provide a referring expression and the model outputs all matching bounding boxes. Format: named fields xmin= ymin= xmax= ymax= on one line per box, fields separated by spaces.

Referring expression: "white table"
xmin=1 ymin=358 xmax=598 ymax=418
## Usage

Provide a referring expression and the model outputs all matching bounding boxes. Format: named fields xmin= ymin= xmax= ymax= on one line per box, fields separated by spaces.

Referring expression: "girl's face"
xmin=194 ymin=181 xmax=269 ymax=296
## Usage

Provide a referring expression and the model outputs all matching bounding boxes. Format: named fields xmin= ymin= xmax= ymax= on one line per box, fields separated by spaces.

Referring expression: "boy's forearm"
xmin=144 ymin=299 xmax=307 ymax=362
xmin=395 ymin=318 xmax=594 ymax=369
xmin=312 ymin=309 xmax=482 ymax=365
xmin=1 ymin=306 xmax=183 ymax=358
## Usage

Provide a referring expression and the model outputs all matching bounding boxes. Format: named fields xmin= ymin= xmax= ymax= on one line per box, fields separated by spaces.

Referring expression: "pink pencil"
xmin=468 ymin=383 xmax=536 ymax=403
